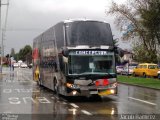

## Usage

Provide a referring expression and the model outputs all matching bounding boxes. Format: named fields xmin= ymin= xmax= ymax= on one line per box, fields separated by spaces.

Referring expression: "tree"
xmin=132 ymin=42 xmax=157 ymax=63
xmin=18 ymin=45 xmax=32 ymax=62
xmin=14 ymin=53 xmax=19 ymax=61
xmin=140 ymin=0 xmax=160 ymax=44
xmin=106 ymin=0 xmax=160 ymax=63
xmin=18 ymin=48 xmax=24 ymax=61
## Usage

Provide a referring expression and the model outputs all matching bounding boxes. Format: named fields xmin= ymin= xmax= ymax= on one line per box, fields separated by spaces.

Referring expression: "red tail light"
xmin=103 ymin=79 xmax=109 ymax=86
xmin=95 ymin=81 xmax=100 ymax=86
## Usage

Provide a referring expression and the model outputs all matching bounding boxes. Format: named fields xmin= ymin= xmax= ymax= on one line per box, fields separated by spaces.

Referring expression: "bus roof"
xmin=63 ymin=19 xmax=108 ymax=24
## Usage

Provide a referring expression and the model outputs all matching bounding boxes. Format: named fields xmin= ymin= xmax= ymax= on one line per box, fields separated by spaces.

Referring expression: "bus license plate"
xmin=90 ymin=91 xmax=98 ymax=94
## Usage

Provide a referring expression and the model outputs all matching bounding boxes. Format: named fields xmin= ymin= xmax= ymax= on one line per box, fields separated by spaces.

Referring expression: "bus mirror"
xmin=62 ymin=50 xmax=69 ymax=57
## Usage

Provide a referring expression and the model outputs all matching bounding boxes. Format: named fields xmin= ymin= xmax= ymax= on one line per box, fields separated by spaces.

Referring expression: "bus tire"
xmin=54 ymin=78 xmax=59 ymax=95
xmin=158 ymin=74 xmax=160 ymax=79
xmin=53 ymin=79 xmax=56 ymax=93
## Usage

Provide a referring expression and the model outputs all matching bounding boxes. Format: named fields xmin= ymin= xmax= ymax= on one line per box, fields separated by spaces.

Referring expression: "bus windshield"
xmin=65 ymin=21 xmax=113 ymax=46
xmin=68 ymin=51 xmax=115 ymax=75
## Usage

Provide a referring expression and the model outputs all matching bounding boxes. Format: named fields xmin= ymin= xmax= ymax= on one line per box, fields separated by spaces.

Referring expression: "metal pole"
xmin=2 ymin=0 xmax=9 ymax=71
xmin=0 ymin=0 xmax=2 ymax=73
xmin=0 ymin=0 xmax=9 ymax=73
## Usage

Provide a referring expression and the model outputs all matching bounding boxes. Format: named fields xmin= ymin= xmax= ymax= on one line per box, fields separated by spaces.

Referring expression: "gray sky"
xmin=2 ymin=0 xmax=130 ymax=54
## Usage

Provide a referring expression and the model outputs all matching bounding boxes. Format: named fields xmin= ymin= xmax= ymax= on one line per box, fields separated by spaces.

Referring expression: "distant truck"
xmin=33 ymin=19 xmax=118 ymax=98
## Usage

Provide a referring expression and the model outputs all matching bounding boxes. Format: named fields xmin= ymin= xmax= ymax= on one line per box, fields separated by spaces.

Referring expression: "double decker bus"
xmin=33 ymin=19 xmax=118 ymax=97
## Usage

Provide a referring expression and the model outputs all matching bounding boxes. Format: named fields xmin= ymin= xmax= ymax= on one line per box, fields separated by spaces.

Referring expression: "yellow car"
xmin=133 ymin=63 xmax=159 ymax=78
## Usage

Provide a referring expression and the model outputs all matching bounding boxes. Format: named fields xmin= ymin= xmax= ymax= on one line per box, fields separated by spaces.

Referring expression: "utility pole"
xmin=0 ymin=0 xmax=9 ymax=73
xmin=0 ymin=0 xmax=2 ymax=73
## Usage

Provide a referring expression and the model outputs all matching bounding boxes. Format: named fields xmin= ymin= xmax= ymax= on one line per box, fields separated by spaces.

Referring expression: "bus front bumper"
xmin=66 ymin=86 xmax=118 ymax=97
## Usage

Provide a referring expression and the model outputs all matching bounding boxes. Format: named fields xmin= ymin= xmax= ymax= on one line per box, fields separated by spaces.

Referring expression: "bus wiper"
xmin=105 ymin=72 xmax=113 ymax=77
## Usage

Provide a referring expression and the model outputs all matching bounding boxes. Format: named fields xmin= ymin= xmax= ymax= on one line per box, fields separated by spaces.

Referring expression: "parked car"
xmin=13 ymin=63 xmax=19 ymax=68
xmin=121 ymin=66 xmax=136 ymax=75
xmin=116 ymin=66 xmax=124 ymax=74
xmin=20 ymin=63 xmax=28 ymax=68
xmin=133 ymin=63 xmax=159 ymax=78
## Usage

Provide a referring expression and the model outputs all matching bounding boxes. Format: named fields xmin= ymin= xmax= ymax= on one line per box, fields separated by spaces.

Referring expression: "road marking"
xmin=23 ymin=97 xmax=36 ymax=104
xmin=3 ymin=89 xmax=12 ymax=93
xmin=81 ymin=110 xmax=92 ymax=115
xmin=68 ymin=109 xmax=77 ymax=115
xmin=128 ymin=97 xmax=156 ymax=106
xmin=8 ymin=97 xmax=21 ymax=104
xmin=70 ymin=103 xmax=79 ymax=108
xmin=36 ymin=97 xmax=51 ymax=103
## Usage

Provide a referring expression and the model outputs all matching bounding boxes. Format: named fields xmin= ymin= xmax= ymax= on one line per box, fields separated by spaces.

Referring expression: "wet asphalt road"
xmin=0 ymin=68 xmax=160 ymax=120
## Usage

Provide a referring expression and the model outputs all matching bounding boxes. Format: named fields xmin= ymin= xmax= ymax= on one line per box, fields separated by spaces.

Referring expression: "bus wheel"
xmin=36 ymin=74 xmax=41 ymax=86
xmin=54 ymin=79 xmax=59 ymax=95
xmin=158 ymin=74 xmax=160 ymax=79
xmin=53 ymin=79 xmax=56 ymax=93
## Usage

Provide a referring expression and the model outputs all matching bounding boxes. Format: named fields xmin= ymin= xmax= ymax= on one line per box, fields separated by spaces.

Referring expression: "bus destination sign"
xmin=74 ymin=51 xmax=109 ymax=55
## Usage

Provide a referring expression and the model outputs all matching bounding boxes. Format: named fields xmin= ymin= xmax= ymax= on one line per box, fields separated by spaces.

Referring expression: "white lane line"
xmin=68 ymin=109 xmax=77 ymax=115
xmin=128 ymin=97 xmax=156 ymax=106
xmin=81 ymin=110 xmax=92 ymax=115
xmin=70 ymin=103 xmax=79 ymax=108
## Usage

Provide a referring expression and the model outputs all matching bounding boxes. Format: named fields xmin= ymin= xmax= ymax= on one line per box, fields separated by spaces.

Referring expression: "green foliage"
xmin=106 ymin=0 xmax=160 ymax=63
xmin=118 ymin=75 xmax=160 ymax=89
xmin=5 ymin=45 xmax=32 ymax=64
xmin=18 ymin=45 xmax=32 ymax=62
xmin=132 ymin=43 xmax=157 ymax=63
xmin=14 ymin=53 xmax=19 ymax=61
xmin=140 ymin=0 xmax=160 ymax=44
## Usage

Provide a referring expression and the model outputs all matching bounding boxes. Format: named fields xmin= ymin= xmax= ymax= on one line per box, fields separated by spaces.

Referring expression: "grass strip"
xmin=117 ymin=75 xmax=160 ymax=89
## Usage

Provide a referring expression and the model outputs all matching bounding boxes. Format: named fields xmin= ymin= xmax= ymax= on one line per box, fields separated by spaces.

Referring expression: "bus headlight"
xmin=66 ymin=83 xmax=80 ymax=89
xmin=72 ymin=91 xmax=77 ymax=95
xmin=110 ymin=89 xmax=115 ymax=94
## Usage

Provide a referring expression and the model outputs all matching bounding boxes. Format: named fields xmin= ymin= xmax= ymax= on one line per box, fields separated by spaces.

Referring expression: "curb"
xmin=118 ymin=82 xmax=160 ymax=91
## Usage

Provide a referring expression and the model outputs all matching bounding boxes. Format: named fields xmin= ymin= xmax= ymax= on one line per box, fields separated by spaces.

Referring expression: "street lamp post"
xmin=0 ymin=0 xmax=9 ymax=73
xmin=0 ymin=0 xmax=2 ymax=73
